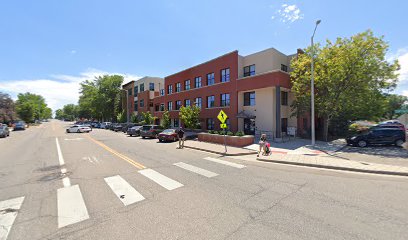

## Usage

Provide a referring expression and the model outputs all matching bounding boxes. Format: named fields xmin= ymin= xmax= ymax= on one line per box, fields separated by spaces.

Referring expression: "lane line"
xmin=56 ymin=138 xmax=71 ymax=187
xmin=203 ymin=157 xmax=246 ymax=169
xmin=0 ymin=196 xmax=25 ymax=240
xmin=104 ymin=175 xmax=145 ymax=206
xmin=139 ymin=169 xmax=183 ymax=190
xmin=55 ymin=138 xmax=65 ymax=166
xmin=85 ymin=135 xmax=145 ymax=170
xmin=57 ymin=185 xmax=89 ymax=228
xmin=173 ymin=162 xmax=218 ymax=178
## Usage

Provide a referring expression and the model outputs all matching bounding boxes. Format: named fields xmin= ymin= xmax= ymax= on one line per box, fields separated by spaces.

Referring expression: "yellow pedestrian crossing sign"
xmin=220 ymin=123 xmax=227 ymax=129
xmin=217 ymin=110 xmax=228 ymax=123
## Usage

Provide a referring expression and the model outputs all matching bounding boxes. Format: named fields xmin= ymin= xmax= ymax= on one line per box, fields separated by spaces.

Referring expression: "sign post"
xmin=217 ymin=110 xmax=228 ymax=154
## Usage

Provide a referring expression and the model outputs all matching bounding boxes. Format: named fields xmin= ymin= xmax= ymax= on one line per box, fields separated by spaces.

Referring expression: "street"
xmin=1 ymin=120 xmax=408 ymax=240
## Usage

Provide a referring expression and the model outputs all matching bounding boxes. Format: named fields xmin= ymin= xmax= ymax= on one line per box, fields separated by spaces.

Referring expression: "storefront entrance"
xmin=244 ymin=118 xmax=255 ymax=135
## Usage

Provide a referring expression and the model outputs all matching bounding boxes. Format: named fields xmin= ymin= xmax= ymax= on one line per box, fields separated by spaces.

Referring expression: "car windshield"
xmin=142 ymin=126 xmax=152 ymax=131
xmin=162 ymin=129 xmax=175 ymax=133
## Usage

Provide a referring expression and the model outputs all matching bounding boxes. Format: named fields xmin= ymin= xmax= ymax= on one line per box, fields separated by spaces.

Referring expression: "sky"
xmin=0 ymin=0 xmax=407 ymax=111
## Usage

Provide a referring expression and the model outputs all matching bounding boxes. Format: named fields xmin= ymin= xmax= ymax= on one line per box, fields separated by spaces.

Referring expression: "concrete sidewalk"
xmin=184 ymin=140 xmax=257 ymax=156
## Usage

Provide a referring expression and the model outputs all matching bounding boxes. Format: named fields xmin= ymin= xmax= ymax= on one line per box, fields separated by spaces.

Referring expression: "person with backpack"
xmin=177 ymin=127 xmax=185 ymax=149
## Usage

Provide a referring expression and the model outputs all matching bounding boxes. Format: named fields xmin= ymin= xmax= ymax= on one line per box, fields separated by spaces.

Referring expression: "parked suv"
xmin=140 ymin=125 xmax=164 ymax=139
xmin=0 ymin=125 xmax=10 ymax=138
xmin=346 ymin=128 xmax=406 ymax=147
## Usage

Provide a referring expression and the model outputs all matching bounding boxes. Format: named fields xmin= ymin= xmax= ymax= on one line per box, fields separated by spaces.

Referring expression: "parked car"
xmin=158 ymin=129 xmax=178 ymax=142
xmin=14 ymin=121 xmax=26 ymax=131
xmin=0 ymin=125 xmax=10 ymax=138
xmin=372 ymin=123 xmax=406 ymax=131
xmin=66 ymin=125 xmax=92 ymax=133
xmin=112 ymin=123 xmax=123 ymax=132
xmin=346 ymin=128 xmax=406 ymax=147
xmin=127 ymin=126 xmax=142 ymax=137
xmin=100 ymin=122 xmax=111 ymax=129
xmin=122 ymin=123 xmax=136 ymax=133
xmin=140 ymin=125 xmax=164 ymax=139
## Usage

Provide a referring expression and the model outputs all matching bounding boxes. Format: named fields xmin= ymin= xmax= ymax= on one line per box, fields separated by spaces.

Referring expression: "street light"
xmin=311 ymin=19 xmax=321 ymax=146
xmin=122 ymin=89 xmax=130 ymax=123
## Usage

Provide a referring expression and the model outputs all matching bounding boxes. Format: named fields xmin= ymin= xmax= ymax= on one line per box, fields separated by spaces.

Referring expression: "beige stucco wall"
xmin=135 ymin=77 xmax=164 ymax=92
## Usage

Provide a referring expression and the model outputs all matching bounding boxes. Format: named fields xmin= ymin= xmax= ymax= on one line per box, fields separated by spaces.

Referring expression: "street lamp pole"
xmin=311 ymin=19 xmax=321 ymax=146
xmin=126 ymin=89 xmax=130 ymax=123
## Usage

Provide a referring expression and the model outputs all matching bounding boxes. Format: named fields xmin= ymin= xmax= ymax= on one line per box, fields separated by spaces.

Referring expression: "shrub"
xmin=348 ymin=123 xmax=369 ymax=135
xmin=218 ymin=130 xmax=225 ymax=135
xmin=235 ymin=131 xmax=244 ymax=137
xmin=227 ymin=131 xmax=234 ymax=136
xmin=208 ymin=130 xmax=214 ymax=134
xmin=212 ymin=131 xmax=218 ymax=135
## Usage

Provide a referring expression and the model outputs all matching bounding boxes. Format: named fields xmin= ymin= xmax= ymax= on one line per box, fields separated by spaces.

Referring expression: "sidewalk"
xmin=184 ymin=140 xmax=408 ymax=177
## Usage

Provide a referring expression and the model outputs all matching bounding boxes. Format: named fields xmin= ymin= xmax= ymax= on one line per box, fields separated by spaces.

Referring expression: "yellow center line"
xmin=85 ymin=135 xmax=146 ymax=170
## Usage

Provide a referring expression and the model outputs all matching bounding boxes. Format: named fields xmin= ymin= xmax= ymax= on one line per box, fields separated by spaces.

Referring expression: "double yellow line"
xmin=86 ymin=135 xmax=146 ymax=170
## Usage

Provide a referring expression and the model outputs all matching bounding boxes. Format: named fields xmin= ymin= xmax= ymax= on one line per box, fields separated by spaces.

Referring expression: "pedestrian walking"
xmin=177 ymin=127 xmax=185 ymax=149
xmin=257 ymin=134 xmax=267 ymax=157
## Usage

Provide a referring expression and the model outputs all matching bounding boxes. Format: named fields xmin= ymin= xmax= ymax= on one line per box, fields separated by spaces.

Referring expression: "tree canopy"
xmin=179 ymin=106 xmax=201 ymax=129
xmin=15 ymin=92 xmax=52 ymax=123
xmin=0 ymin=92 xmax=16 ymax=123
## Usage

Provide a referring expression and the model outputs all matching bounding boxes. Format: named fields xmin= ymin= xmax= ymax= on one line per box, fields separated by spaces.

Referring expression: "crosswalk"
xmin=0 ymin=156 xmax=246 ymax=239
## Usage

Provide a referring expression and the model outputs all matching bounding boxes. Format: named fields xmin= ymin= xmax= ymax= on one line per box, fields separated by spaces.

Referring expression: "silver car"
xmin=0 ymin=125 xmax=10 ymax=138
xmin=66 ymin=125 xmax=92 ymax=133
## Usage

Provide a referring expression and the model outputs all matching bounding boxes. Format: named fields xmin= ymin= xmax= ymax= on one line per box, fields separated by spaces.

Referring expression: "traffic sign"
xmin=220 ymin=123 xmax=227 ymax=129
xmin=217 ymin=110 xmax=228 ymax=123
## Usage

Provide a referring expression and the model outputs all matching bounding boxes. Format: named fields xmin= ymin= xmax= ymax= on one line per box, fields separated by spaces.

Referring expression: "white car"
xmin=100 ymin=122 xmax=111 ymax=129
xmin=66 ymin=125 xmax=92 ymax=133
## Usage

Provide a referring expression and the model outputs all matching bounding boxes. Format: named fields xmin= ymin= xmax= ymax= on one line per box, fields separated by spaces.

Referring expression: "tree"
xmin=161 ymin=110 xmax=171 ymax=129
xmin=383 ymin=94 xmax=408 ymax=119
xmin=62 ymin=104 xmax=78 ymax=121
xmin=16 ymin=102 xmax=34 ymax=123
xmin=140 ymin=111 xmax=156 ymax=124
xmin=43 ymin=107 xmax=53 ymax=119
xmin=117 ymin=110 xmax=127 ymax=123
xmin=15 ymin=92 xmax=51 ymax=123
xmin=55 ymin=109 xmax=64 ymax=119
xmin=0 ymin=92 xmax=16 ymax=123
xmin=290 ymin=30 xmax=400 ymax=140
xmin=179 ymin=106 xmax=201 ymax=129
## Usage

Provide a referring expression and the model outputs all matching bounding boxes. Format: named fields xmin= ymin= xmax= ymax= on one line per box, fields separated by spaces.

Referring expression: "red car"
xmin=158 ymin=129 xmax=178 ymax=142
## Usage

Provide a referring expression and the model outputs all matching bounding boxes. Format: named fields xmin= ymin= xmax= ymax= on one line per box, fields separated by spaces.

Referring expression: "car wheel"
xmin=173 ymin=137 xmax=176 ymax=142
xmin=77 ymin=129 xmax=80 ymax=133
xmin=155 ymin=134 xmax=158 ymax=139
xmin=129 ymin=134 xmax=132 ymax=137
xmin=395 ymin=139 xmax=404 ymax=147
xmin=66 ymin=129 xmax=69 ymax=133
xmin=357 ymin=140 xmax=367 ymax=147
xmin=142 ymin=136 xmax=145 ymax=139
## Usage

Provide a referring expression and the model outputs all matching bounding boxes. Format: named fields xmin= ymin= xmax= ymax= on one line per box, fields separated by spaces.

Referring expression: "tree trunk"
xmin=322 ymin=117 xmax=330 ymax=142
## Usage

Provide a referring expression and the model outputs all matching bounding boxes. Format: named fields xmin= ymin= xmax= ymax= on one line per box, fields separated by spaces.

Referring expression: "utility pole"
xmin=311 ymin=19 xmax=321 ymax=146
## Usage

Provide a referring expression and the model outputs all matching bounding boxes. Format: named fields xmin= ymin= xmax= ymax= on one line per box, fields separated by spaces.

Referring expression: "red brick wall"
xmin=198 ymin=133 xmax=254 ymax=147
xmin=237 ymin=71 xmax=291 ymax=92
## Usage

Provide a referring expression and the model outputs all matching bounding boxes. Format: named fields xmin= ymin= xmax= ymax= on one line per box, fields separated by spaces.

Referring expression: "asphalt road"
xmin=1 ymin=120 xmax=408 ymax=240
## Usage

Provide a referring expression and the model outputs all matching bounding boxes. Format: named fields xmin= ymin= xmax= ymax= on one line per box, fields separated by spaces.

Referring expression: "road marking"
xmin=64 ymin=138 xmax=83 ymax=141
xmin=55 ymin=138 xmax=65 ymax=166
xmin=203 ymin=157 xmax=246 ymax=169
xmin=173 ymin=162 xmax=218 ymax=178
xmin=57 ymin=185 xmax=89 ymax=228
xmin=0 ymin=196 xmax=25 ymax=240
xmin=104 ymin=176 xmax=145 ymax=206
xmin=56 ymin=138 xmax=71 ymax=187
xmin=139 ymin=169 xmax=183 ymax=190
xmin=85 ymin=135 xmax=145 ymax=170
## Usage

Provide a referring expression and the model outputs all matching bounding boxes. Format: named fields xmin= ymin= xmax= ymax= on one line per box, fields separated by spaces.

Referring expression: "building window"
xmin=167 ymin=101 xmax=173 ymax=111
xmin=175 ymin=100 xmax=181 ymax=110
xmin=140 ymin=83 xmax=144 ymax=92
xmin=155 ymin=105 xmax=159 ymax=112
xmin=160 ymin=89 xmax=165 ymax=96
xmin=207 ymin=95 xmax=215 ymax=108
xmin=281 ymin=64 xmax=288 ymax=72
xmin=134 ymin=86 xmax=138 ymax=95
xmin=168 ymin=85 xmax=173 ymax=94
xmin=220 ymin=93 xmax=230 ymax=107
xmin=244 ymin=92 xmax=255 ymax=106
xmin=207 ymin=73 xmax=215 ymax=86
xmin=281 ymin=118 xmax=288 ymax=133
xmin=206 ymin=118 xmax=214 ymax=130
xmin=195 ymin=97 xmax=202 ymax=108
xmin=281 ymin=91 xmax=288 ymax=106
xmin=160 ymin=103 xmax=165 ymax=111
xmin=140 ymin=99 xmax=144 ymax=107
xmin=149 ymin=82 xmax=155 ymax=91
xmin=185 ymin=99 xmax=191 ymax=107
xmin=128 ymin=89 xmax=132 ymax=96
xmin=176 ymin=82 xmax=181 ymax=92
xmin=243 ymin=65 xmax=255 ymax=77
xmin=194 ymin=77 xmax=202 ymax=88
xmin=134 ymin=101 xmax=138 ymax=111
xmin=221 ymin=68 xmax=230 ymax=82
xmin=185 ymin=80 xmax=190 ymax=90
xmin=149 ymin=102 xmax=153 ymax=107
xmin=173 ymin=119 xmax=179 ymax=128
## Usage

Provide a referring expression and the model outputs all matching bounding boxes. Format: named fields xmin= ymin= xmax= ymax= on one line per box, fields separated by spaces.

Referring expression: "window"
xmin=128 ymin=89 xmax=132 ymax=96
xmin=155 ymin=105 xmax=159 ymax=112
xmin=134 ymin=101 xmax=138 ymax=111
xmin=207 ymin=73 xmax=215 ymax=86
xmin=220 ymin=93 xmax=230 ymax=107
xmin=140 ymin=83 xmax=144 ymax=92
xmin=176 ymin=82 xmax=181 ymax=92
xmin=175 ymin=100 xmax=181 ymax=110
xmin=134 ymin=86 xmax=139 ymax=95
xmin=243 ymin=65 xmax=255 ymax=77
xmin=185 ymin=80 xmax=190 ymax=90
xmin=167 ymin=101 xmax=173 ymax=111
xmin=281 ymin=91 xmax=288 ymax=106
xmin=140 ymin=99 xmax=144 ymax=107
xmin=194 ymin=77 xmax=202 ymax=88
xmin=149 ymin=82 xmax=155 ymax=91
xmin=206 ymin=118 xmax=214 ymax=130
xmin=195 ymin=97 xmax=202 ymax=108
xmin=207 ymin=95 xmax=215 ymax=108
xmin=221 ymin=68 xmax=230 ymax=82
xmin=149 ymin=101 xmax=153 ymax=107
xmin=281 ymin=64 xmax=288 ymax=72
xmin=173 ymin=119 xmax=179 ymax=128
xmin=281 ymin=118 xmax=288 ymax=133
xmin=160 ymin=103 xmax=165 ymax=111
xmin=160 ymin=89 xmax=165 ymax=96
xmin=185 ymin=99 xmax=191 ymax=107
xmin=244 ymin=92 xmax=255 ymax=106
xmin=168 ymin=85 xmax=173 ymax=94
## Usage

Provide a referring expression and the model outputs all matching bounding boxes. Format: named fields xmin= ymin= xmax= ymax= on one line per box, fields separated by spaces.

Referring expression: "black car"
xmin=346 ymin=128 xmax=406 ymax=147
xmin=112 ymin=123 xmax=124 ymax=132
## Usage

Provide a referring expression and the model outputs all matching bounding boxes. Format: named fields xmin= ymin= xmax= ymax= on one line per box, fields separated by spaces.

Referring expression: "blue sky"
xmin=0 ymin=0 xmax=407 ymax=110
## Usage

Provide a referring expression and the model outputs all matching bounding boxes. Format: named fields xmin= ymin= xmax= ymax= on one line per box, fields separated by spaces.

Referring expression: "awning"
xmin=236 ymin=110 xmax=256 ymax=119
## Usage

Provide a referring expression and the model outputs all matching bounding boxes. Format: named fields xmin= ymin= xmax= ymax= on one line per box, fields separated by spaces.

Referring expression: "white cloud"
xmin=271 ymin=4 xmax=304 ymax=23
xmin=388 ymin=47 xmax=408 ymax=96
xmin=70 ymin=50 xmax=77 ymax=54
xmin=0 ymin=68 xmax=141 ymax=111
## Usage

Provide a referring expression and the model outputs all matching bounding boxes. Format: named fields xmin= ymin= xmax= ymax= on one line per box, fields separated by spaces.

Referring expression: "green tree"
xmin=62 ymin=104 xmax=78 ymax=121
xmin=383 ymin=94 xmax=408 ymax=119
xmin=161 ymin=110 xmax=171 ymax=129
xmin=16 ymin=102 xmax=34 ymax=123
xmin=291 ymin=30 xmax=400 ymax=140
xmin=55 ymin=109 xmax=64 ymax=119
xmin=141 ymin=111 xmax=156 ymax=124
xmin=43 ymin=107 xmax=53 ymax=119
xmin=117 ymin=110 xmax=127 ymax=123
xmin=179 ymin=106 xmax=201 ymax=129
xmin=15 ymin=92 xmax=50 ymax=123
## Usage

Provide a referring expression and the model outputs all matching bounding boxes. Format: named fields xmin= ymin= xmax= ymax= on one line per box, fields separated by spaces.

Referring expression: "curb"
xmin=184 ymin=145 xmax=257 ymax=156
xmin=256 ymin=157 xmax=408 ymax=177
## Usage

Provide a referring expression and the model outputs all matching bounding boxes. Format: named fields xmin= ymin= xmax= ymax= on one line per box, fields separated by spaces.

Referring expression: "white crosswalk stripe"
xmin=0 ymin=196 xmax=25 ymax=240
xmin=139 ymin=169 xmax=184 ymax=190
xmin=174 ymin=162 xmax=218 ymax=178
xmin=203 ymin=157 xmax=246 ymax=169
xmin=104 ymin=175 xmax=145 ymax=206
xmin=57 ymin=185 xmax=89 ymax=228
